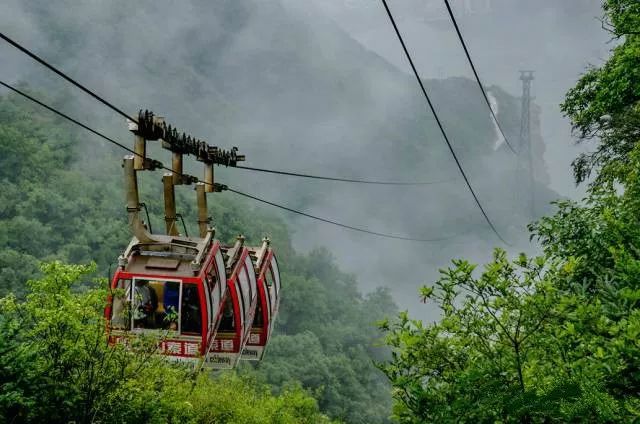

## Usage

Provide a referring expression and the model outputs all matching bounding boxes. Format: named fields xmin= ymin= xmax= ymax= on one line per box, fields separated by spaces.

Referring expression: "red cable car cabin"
xmin=106 ymin=231 xmax=229 ymax=364
xmin=241 ymin=239 xmax=281 ymax=361
xmin=106 ymin=155 xmax=265 ymax=368
xmin=204 ymin=237 xmax=259 ymax=369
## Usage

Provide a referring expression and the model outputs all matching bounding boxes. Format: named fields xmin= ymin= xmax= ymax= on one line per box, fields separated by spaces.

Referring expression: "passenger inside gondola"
xmin=133 ymin=280 xmax=158 ymax=329
xmin=160 ymin=281 xmax=180 ymax=329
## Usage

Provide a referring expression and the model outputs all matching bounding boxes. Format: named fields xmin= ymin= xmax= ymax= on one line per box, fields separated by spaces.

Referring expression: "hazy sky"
xmin=0 ymin=0 xmax=614 ymax=319
xmin=298 ymin=0 xmax=610 ymax=196
xmin=280 ymin=0 xmax=612 ymax=317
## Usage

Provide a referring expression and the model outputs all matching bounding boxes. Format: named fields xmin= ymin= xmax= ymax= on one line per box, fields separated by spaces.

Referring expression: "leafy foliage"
xmin=0 ymin=90 xmax=127 ymax=296
xmin=378 ymin=247 xmax=640 ymax=422
xmin=246 ymin=249 xmax=396 ymax=423
xmin=379 ymin=1 xmax=640 ymax=422
xmin=561 ymin=0 xmax=640 ymax=186
xmin=0 ymin=262 xmax=333 ymax=423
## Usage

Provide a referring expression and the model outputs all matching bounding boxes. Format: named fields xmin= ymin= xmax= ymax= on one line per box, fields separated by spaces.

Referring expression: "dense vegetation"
xmin=0 ymin=262 xmax=333 ymax=423
xmin=0 ymin=89 xmax=396 ymax=422
xmin=2 ymin=0 xmax=635 ymax=422
xmin=378 ymin=1 xmax=640 ymax=422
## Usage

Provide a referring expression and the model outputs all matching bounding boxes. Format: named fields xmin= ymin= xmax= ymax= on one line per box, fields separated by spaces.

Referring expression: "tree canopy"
xmin=561 ymin=0 xmax=640 ymax=186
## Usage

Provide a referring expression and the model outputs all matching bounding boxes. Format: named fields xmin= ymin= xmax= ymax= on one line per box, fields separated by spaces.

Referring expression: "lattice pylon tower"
xmin=518 ymin=70 xmax=535 ymax=218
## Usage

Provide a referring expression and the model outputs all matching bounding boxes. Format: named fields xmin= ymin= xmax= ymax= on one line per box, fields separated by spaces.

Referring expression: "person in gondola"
xmin=157 ymin=281 xmax=180 ymax=330
xmin=133 ymin=280 xmax=158 ymax=328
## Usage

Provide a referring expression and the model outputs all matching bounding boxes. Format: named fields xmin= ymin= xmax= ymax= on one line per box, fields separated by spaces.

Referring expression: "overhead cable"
xmin=227 ymin=187 xmax=459 ymax=242
xmin=0 ymin=81 xmax=138 ymax=156
xmin=442 ymin=0 xmax=517 ymax=154
xmin=1 ymin=32 xmax=454 ymax=187
xmin=379 ymin=0 xmax=510 ymax=246
xmin=0 ymin=79 xmax=461 ymax=243
xmin=235 ymin=165 xmax=455 ymax=186
xmin=0 ymin=32 xmax=137 ymax=123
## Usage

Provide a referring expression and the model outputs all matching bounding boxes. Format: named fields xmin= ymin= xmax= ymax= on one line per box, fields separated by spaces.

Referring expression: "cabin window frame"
xmin=265 ymin=268 xmax=277 ymax=312
xmin=129 ymin=277 xmax=188 ymax=334
xmin=235 ymin=270 xmax=246 ymax=331
xmin=110 ymin=278 xmax=132 ymax=330
xmin=253 ymin=259 xmax=271 ymax=331
xmin=244 ymin=256 xmax=255 ymax=302
xmin=180 ymin=282 xmax=203 ymax=336
xmin=271 ymin=258 xmax=281 ymax=298
xmin=263 ymin=273 xmax=272 ymax=327
xmin=205 ymin=263 xmax=219 ymax=332
xmin=215 ymin=253 xmax=227 ymax=293
xmin=237 ymin=267 xmax=251 ymax=328
xmin=202 ymin=276 xmax=213 ymax=334
xmin=218 ymin=288 xmax=236 ymax=333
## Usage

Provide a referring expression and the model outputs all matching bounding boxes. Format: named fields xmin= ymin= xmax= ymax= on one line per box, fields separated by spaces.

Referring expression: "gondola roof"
xmin=119 ymin=232 xmax=217 ymax=277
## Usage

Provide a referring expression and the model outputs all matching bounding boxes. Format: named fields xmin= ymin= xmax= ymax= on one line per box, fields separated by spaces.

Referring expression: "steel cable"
xmin=0 ymin=79 xmax=463 ymax=243
xmin=379 ymin=0 xmax=510 ymax=246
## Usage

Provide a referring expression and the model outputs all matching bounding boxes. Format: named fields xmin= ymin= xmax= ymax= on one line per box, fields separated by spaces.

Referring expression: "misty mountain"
xmin=0 ymin=0 xmax=558 ymax=317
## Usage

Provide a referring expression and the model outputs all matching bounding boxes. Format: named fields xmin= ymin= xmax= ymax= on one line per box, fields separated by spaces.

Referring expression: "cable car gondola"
xmin=106 ymin=229 xmax=229 ymax=364
xmin=106 ymin=127 xmax=280 ymax=368
xmin=241 ymin=239 xmax=281 ymax=361
xmin=203 ymin=237 xmax=259 ymax=369
xmin=106 ymin=156 xmax=233 ymax=364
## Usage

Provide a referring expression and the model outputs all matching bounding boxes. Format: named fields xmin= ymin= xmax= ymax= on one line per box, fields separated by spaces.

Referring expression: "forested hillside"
xmin=0 ymin=89 xmax=396 ymax=422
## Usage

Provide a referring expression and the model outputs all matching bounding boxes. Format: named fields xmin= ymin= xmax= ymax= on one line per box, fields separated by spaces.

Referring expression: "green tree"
xmin=377 ymin=248 xmax=636 ymax=422
xmin=245 ymin=248 xmax=397 ymax=424
xmin=379 ymin=1 xmax=640 ymax=422
xmin=0 ymin=261 xmax=334 ymax=423
xmin=561 ymin=0 xmax=640 ymax=187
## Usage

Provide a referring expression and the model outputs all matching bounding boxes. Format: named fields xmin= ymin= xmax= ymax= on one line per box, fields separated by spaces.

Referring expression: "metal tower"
xmin=519 ymin=70 xmax=535 ymax=218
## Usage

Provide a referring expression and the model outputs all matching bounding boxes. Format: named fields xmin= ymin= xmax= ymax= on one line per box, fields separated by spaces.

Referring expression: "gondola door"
xmin=242 ymin=251 xmax=281 ymax=361
xmin=201 ymin=242 xmax=228 ymax=360
xmin=204 ymin=248 xmax=258 ymax=369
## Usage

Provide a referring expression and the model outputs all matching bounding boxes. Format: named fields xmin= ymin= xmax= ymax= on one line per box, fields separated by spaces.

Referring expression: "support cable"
xmin=0 ymin=79 xmax=462 ymax=243
xmin=0 ymin=33 xmax=453 ymax=187
xmin=234 ymin=165 xmax=455 ymax=186
xmin=0 ymin=32 xmax=137 ymax=123
xmin=0 ymin=81 xmax=137 ymax=156
xmin=227 ymin=188 xmax=458 ymax=242
xmin=379 ymin=0 xmax=510 ymax=246
xmin=442 ymin=0 xmax=517 ymax=154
